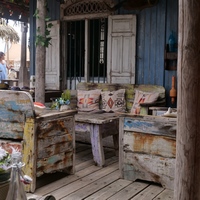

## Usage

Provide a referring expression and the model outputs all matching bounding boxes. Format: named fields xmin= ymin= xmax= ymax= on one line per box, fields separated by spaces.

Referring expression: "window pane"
xmin=67 ymin=21 xmax=85 ymax=79
xmin=89 ymin=18 xmax=107 ymax=82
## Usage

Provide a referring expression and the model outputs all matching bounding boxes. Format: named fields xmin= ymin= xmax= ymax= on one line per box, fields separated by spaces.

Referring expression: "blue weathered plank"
xmin=0 ymin=90 xmax=34 ymax=139
xmin=123 ymin=116 xmax=176 ymax=137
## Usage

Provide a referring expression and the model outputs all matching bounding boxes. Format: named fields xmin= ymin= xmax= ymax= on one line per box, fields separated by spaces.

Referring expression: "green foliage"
xmin=34 ymin=2 xmax=53 ymax=48
xmin=33 ymin=9 xmax=39 ymax=19
xmin=0 ymin=148 xmax=11 ymax=172
xmin=51 ymin=90 xmax=71 ymax=110
xmin=61 ymin=90 xmax=71 ymax=101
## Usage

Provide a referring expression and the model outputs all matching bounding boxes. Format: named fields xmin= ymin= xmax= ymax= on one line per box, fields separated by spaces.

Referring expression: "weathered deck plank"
xmin=153 ymin=189 xmax=174 ymax=199
xmin=85 ymin=179 xmax=132 ymax=200
xmin=64 ymin=170 xmax=119 ymax=199
xmin=130 ymin=184 xmax=165 ymax=200
xmin=52 ymin=163 xmax=118 ymax=199
xmin=27 ymin=143 xmax=174 ymax=200
xmin=107 ymin=181 xmax=149 ymax=200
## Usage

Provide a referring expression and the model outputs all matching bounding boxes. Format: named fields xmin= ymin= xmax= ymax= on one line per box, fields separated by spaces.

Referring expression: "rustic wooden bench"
xmin=0 ymin=90 xmax=76 ymax=193
xmin=73 ymin=82 xmax=166 ymax=167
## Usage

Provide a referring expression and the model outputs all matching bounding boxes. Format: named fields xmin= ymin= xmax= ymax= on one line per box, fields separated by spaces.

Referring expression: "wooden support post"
xmin=175 ymin=0 xmax=200 ymax=199
xmin=35 ymin=0 xmax=46 ymax=103
xmin=19 ymin=22 xmax=29 ymax=87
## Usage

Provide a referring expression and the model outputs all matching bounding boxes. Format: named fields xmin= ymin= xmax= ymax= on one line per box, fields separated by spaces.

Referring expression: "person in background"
xmin=0 ymin=51 xmax=11 ymax=83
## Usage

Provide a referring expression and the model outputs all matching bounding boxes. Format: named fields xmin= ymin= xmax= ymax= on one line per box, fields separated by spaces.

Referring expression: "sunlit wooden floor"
xmin=27 ymin=142 xmax=174 ymax=200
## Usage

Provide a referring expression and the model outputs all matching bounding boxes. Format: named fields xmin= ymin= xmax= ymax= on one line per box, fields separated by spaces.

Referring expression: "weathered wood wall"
xmin=118 ymin=0 xmax=178 ymax=107
xmin=29 ymin=0 xmax=178 ymax=107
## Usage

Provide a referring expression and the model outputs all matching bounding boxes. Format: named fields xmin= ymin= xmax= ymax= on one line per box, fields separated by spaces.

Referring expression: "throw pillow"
xmin=77 ymin=89 xmax=101 ymax=112
xmin=131 ymin=90 xmax=159 ymax=114
xmin=101 ymin=89 xmax=126 ymax=112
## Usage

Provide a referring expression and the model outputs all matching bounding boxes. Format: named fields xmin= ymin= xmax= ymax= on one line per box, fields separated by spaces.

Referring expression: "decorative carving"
xmin=61 ymin=0 xmax=114 ymax=19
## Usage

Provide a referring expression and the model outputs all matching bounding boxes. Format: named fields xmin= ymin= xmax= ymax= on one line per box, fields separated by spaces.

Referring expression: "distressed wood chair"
xmin=0 ymin=90 xmax=76 ymax=192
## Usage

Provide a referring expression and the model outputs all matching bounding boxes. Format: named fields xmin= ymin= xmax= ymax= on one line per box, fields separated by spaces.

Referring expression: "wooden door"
xmin=45 ymin=20 xmax=60 ymax=90
xmin=107 ymin=15 xmax=136 ymax=84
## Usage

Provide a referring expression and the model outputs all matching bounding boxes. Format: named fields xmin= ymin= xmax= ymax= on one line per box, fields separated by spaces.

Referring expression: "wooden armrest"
xmin=140 ymin=100 xmax=166 ymax=107
xmin=140 ymin=102 xmax=157 ymax=107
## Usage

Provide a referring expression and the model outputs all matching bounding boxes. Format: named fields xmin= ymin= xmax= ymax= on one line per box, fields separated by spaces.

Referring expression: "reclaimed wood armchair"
xmin=0 ymin=90 xmax=76 ymax=192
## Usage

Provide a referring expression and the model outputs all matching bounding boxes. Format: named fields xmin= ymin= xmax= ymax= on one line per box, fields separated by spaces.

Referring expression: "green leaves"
xmin=61 ymin=90 xmax=71 ymax=101
xmin=34 ymin=2 xmax=53 ymax=48
xmin=51 ymin=90 xmax=71 ymax=110
xmin=35 ymin=22 xmax=53 ymax=47
xmin=33 ymin=9 xmax=39 ymax=19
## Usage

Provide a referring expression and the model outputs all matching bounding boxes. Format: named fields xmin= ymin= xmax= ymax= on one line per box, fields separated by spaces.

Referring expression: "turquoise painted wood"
xmin=0 ymin=90 xmax=76 ymax=193
xmin=0 ymin=90 xmax=34 ymax=139
xmin=119 ymin=115 xmax=177 ymax=190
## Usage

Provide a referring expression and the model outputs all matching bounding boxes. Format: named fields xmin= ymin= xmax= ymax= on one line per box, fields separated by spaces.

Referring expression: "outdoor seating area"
xmin=25 ymin=142 xmax=174 ymax=200
xmin=0 ymin=90 xmax=77 ymax=193
xmin=2 ymin=0 xmax=200 ymax=199
xmin=0 ymin=84 xmax=175 ymax=197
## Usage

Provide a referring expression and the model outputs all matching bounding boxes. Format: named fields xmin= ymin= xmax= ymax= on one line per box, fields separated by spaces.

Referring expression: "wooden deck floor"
xmin=27 ymin=142 xmax=174 ymax=200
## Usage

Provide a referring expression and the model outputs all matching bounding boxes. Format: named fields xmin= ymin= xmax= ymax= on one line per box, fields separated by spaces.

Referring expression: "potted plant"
xmin=0 ymin=147 xmax=11 ymax=183
xmin=51 ymin=90 xmax=71 ymax=111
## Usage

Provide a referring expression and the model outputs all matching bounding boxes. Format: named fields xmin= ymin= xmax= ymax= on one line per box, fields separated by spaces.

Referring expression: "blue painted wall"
xmin=117 ymin=0 xmax=178 ymax=107
xmin=29 ymin=0 xmax=178 ymax=107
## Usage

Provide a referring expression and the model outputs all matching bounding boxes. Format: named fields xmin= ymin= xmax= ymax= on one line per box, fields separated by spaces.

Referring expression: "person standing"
xmin=0 ymin=52 xmax=9 ymax=83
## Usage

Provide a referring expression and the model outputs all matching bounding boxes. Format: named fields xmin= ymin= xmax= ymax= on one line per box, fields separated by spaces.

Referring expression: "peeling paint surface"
xmin=120 ymin=115 xmax=176 ymax=190
xmin=0 ymin=90 xmax=76 ymax=192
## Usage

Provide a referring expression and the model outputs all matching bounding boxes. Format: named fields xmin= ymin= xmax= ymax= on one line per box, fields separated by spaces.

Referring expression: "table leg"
xmin=90 ymin=124 xmax=105 ymax=167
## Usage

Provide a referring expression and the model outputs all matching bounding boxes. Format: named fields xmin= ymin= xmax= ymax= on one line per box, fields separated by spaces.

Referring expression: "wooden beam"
xmin=19 ymin=23 xmax=29 ymax=87
xmin=175 ymin=0 xmax=200 ymax=199
xmin=35 ymin=0 xmax=46 ymax=103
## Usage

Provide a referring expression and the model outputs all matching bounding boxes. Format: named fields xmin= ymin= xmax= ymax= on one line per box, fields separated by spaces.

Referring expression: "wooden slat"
xmin=123 ymin=131 xmax=176 ymax=157
xmin=75 ymin=113 xmax=119 ymax=124
xmin=65 ymin=170 xmax=120 ymax=199
xmin=52 ymin=163 xmax=118 ymax=199
xmin=36 ymin=151 xmax=73 ymax=176
xmin=30 ymin=155 xmax=118 ymax=197
xmin=85 ymin=179 xmax=132 ymax=200
xmin=123 ymin=115 xmax=176 ymax=137
xmin=108 ymin=181 xmax=149 ymax=200
xmin=23 ymin=118 xmax=36 ymax=192
xmin=31 ymin=164 xmax=103 ymax=197
xmin=26 ymin=143 xmax=174 ymax=200
xmin=154 ymin=189 xmax=174 ymax=200
xmin=130 ymin=184 xmax=164 ymax=200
